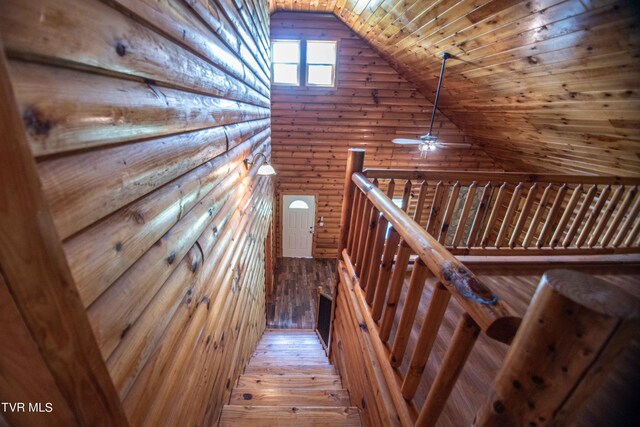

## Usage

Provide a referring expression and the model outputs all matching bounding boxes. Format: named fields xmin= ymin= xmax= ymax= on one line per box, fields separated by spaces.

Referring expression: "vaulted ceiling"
xmin=270 ymin=0 xmax=640 ymax=176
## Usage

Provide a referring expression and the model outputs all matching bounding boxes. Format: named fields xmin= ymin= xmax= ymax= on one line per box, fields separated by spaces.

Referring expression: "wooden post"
xmin=453 ymin=181 xmax=477 ymax=248
xmin=401 ymin=282 xmax=451 ymax=399
xmin=416 ymin=314 xmax=481 ymax=427
xmin=473 ymin=270 xmax=640 ymax=427
xmin=379 ymin=241 xmax=412 ymax=342
xmin=338 ymin=148 xmax=365 ymax=257
xmin=371 ymin=228 xmax=401 ymax=321
xmin=347 ymin=190 xmax=361 ymax=254
xmin=0 ymin=47 xmax=129 ymax=425
xmin=332 ymin=148 xmax=364 ymax=359
xmin=390 ymin=259 xmax=430 ymax=367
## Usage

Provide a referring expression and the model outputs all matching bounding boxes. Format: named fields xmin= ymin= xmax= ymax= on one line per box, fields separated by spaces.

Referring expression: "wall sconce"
xmin=244 ymin=152 xmax=277 ymax=176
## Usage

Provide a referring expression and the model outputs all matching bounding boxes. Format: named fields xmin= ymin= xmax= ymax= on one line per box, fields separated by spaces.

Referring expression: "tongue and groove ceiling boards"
xmin=271 ymin=0 xmax=640 ymax=176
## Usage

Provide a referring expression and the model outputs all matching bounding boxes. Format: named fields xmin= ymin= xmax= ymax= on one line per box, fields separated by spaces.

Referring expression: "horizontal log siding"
xmin=271 ymin=12 xmax=500 ymax=258
xmin=0 ymin=0 xmax=272 ymax=424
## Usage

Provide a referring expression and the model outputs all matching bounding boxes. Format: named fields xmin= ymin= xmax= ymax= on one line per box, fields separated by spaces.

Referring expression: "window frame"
xmin=271 ymin=39 xmax=302 ymax=87
xmin=305 ymin=40 xmax=337 ymax=87
xmin=271 ymin=39 xmax=338 ymax=88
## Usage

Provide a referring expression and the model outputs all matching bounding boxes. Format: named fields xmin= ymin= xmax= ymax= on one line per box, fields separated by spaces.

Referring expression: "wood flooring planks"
xmin=267 ymin=258 xmax=336 ymax=329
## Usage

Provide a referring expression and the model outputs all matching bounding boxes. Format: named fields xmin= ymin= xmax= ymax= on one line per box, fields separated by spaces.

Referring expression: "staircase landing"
xmin=219 ymin=330 xmax=360 ymax=426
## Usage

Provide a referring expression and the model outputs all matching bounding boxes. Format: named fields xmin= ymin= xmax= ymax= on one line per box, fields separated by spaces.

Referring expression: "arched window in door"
xmin=289 ymin=200 xmax=309 ymax=209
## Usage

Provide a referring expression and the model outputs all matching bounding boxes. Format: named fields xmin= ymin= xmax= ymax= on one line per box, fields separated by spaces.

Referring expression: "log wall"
xmin=0 ymin=0 xmax=272 ymax=425
xmin=271 ymin=12 xmax=501 ymax=258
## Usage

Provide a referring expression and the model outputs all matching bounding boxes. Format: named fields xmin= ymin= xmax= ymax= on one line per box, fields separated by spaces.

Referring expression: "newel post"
xmin=473 ymin=269 xmax=640 ymax=427
xmin=337 ymin=148 xmax=365 ymax=257
xmin=329 ymin=149 xmax=364 ymax=360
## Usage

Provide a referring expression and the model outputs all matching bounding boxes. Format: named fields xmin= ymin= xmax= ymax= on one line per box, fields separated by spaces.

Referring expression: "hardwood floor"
xmin=219 ymin=330 xmax=360 ymax=426
xmin=267 ymin=258 xmax=336 ymax=329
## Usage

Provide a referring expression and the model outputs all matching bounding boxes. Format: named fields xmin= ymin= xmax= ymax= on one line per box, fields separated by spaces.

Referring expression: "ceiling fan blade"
xmin=392 ymin=138 xmax=422 ymax=145
xmin=435 ymin=143 xmax=472 ymax=148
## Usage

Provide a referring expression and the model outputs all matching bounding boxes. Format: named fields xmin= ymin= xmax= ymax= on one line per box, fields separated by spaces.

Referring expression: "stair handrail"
xmin=351 ymin=172 xmax=520 ymax=342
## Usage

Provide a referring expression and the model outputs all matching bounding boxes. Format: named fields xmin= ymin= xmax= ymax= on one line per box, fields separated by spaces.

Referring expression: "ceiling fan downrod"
xmin=426 ymin=51 xmax=451 ymax=139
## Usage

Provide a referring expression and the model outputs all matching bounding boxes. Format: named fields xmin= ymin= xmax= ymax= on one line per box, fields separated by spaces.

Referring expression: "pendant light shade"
xmin=244 ymin=153 xmax=277 ymax=176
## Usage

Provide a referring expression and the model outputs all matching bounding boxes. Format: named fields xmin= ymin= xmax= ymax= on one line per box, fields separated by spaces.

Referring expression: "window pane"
xmin=289 ymin=200 xmax=309 ymax=209
xmin=272 ymin=41 xmax=300 ymax=63
xmin=307 ymin=41 xmax=336 ymax=65
xmin=273 ymin=63 xmax=299 ymax=85
xmin=307 ymin=64 xmax=333 ymax=86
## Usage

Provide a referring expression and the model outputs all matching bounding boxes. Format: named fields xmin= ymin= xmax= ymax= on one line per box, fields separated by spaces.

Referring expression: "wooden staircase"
xmin=218 ymin=330 xmax=361 ymax=426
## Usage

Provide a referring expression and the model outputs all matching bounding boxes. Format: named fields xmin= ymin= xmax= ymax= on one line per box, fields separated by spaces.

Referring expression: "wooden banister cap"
xmin=542 ymin=269 xmax=640 ymax=320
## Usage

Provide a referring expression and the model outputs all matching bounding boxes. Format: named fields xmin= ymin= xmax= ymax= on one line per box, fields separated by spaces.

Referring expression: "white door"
xmin=282 ymin=195 xmax=315 ymax=258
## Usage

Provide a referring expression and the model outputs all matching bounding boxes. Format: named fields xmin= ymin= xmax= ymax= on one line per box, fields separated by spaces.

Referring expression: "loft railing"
xmin=361 ymin=169 xmax=640 ymax=256
xmin=333 ymin=149 xmax=640 ymax=426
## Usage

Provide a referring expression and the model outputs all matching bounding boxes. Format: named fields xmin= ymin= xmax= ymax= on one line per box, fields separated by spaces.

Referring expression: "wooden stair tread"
xmin=220 ymin=332 xmax=361 ymax=426
xmin=218 ymin=405 xmax=361 ymax=426
xmin=249 ymin=358 xmax=331 ymax=365
xmin=230 ymin=388 xmax=351 ymax=406
xmin=244 ymin=365 xmax=337 ymax=374
xmin=236 ymin=374 xmax=343 ymax=390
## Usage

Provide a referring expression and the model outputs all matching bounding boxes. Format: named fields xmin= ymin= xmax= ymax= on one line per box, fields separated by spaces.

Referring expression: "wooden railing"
xmin=362 ymin=169 xmax=640 ymax=256
xmin=333 ymin=149 xmax=640 ymax=427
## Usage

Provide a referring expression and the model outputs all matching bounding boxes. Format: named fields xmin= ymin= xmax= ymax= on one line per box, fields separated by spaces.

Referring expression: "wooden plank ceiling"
xmin=271 ymin=0 xmax=640 ymax=176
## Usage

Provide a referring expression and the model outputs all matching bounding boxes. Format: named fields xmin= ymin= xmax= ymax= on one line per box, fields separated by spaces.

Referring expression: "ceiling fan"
xmin=392 ymin=52 xmax=470 ymax=153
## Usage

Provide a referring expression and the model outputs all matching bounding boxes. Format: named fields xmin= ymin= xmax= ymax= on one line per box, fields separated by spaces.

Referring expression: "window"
xmin=272 ymin=40 xmax=300 ymax=85
xmin=306 ymin=41 xmax=337 ymax=86
xmin=289 ymin=200 xmax=309 ymax=209
xmin=272 ymin=39 xmax=337 ymax=87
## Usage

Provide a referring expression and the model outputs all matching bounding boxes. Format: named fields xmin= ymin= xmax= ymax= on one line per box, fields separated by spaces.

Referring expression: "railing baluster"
xmin=416 ymin=314 xmax=481 ymax=427
xmin=347 ymin=190 xmax=362 ymax=255
xmin=359 ymin=202 xmax=380 ymax=289
xmin=359 ymin=179 xmax=381 ymax=286
xmin=412 ymin=180 xmax=429 ymax=225
xmin=564 ymin=185 xmax=597 ymax=248
xmin=496 ymin=182 xmax=523 ymax=248
xmin=425 ymin=181 xmax=444 ymax=235
xmin=438 ymin=181 xmax=461 ymax=244
xmin=350 ymin=189 xmax=367 ymax=261
xmin=401 ymin=282 xmax=451 ymax=400
xmin=379 ymin=241 xmax=412 ymax=342
xmin=371 ymin=228 xmax=401 ymax=321
xmin=602 ymin=186 xmax=637 ymax=247
xmin=467 ymin=182 xmax=492 ymax=247
xmin=389 ymin=259 xmax=430 ymax=367
xmin=576 ymin=185 xmax=611 ymax=248
xmin=550 ymin=184 xmax=583 ymax=248
xmin=509 ymin=183 xmax=537 ymax=249
xmin=588 ymin=185 xmax=624 ymax=248
xmin=364 ymin=212 xmax=388 ymax=304
xmin=613 ymin=189 xmax=640 ymax=247
xmin=453 ymin=181 xmax=477 ymax=248
xmin=481 ymin=182 xmax=508 ymax=248
xmin=523 ymin=183 xmax=553 ymax=249
xmin=386 ymin=179 xmax=396 ymax=199
xmin=624 ymin=214 xmax=640 ymax=247
xmin=401 ymin=179 xmax=412 ymax=212
xmin=537 ymin=183 xmax=568 ymax=248
xmin=355 ymin=199 xmax=375 ymax=275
